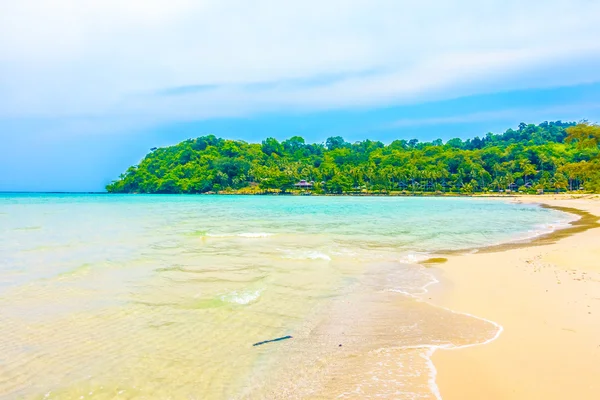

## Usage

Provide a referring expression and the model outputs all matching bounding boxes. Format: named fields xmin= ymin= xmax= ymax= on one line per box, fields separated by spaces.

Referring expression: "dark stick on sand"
xmin=252 ymin=335 xmax=293 ymax=347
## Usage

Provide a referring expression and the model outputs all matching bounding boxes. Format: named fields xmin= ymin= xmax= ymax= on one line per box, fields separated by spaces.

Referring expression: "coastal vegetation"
xmin=107 ymin=121 xmax=600 ymax=194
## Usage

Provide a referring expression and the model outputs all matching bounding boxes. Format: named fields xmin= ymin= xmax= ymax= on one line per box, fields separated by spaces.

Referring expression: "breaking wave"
xmin=206 ymin=232 xmax=274 ymax=238
xmin=280 ymin=250 xmax=331 ymax=261
xmin=220 ymin=289 xmax=263 ymax=305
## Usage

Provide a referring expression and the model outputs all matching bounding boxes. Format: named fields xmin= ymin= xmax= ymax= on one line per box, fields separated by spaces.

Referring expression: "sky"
xmin=1 ymin=0 xmax=600 ymax=192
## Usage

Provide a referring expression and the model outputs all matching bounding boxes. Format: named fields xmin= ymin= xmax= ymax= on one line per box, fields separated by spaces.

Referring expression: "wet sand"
xmin=427 ymin=194 xmax=600 ymax=399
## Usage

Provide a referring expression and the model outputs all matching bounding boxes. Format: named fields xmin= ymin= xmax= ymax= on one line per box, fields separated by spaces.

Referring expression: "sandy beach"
xmin=427 ymin=194 xmax=600 ymax=400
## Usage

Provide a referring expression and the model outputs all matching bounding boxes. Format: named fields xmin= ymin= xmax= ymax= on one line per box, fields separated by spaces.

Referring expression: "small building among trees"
xmin=294 ymin=180 xmax=313 ymax=189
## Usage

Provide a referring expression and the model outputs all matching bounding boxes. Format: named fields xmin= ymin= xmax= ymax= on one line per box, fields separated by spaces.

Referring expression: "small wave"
xmin=537 ymin=217 xmax=578 ymax=233
xmin=398 ymin=252 xmax=430 ymax=265
xmin=55 ymin=263 xmax=93 ymax=279
xmin=238 ymin=232 xmax=273 ymax=238
xmin=221 ymin=289 xmax=263 ymax=304
xmin=206 ymin=232 xmax=273 ymax=238
xmin=14 ymin=226 xmax=42 ymax=231
xmin=330 ymin=248 xmax=359 ymax=257
xmin=220 ymin=289 xmax=263 ymax=305
xmin=386 ymin=267 xmax=440 ymax=297
xmin=386 ymin=269 xmax=504 ymax=400
xmin=281 ymin=250 xmax=331 ymax=261
xmin=179 ymin=289 xmax=264 ymax=309
xmin=150 ymin=240 xmax=182 ymax=249
xmin=489 ymin=216 xmax=579 ymax=247
xmin=186 ymin=230 xmax=208 ymax=237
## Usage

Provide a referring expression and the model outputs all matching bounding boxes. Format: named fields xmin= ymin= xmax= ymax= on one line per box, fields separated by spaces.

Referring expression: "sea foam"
xmin=206 ymin=232 xmax=274 ymax=238
xmin=220 ymin=289 xmax=263 ymax=305
xmin=237 ymin=232 xmax=273 ymax=238
xmin=281 ymin=250 xmax=331 ymax=261
xmin=398 ymin=252 xmax=430 ymax=265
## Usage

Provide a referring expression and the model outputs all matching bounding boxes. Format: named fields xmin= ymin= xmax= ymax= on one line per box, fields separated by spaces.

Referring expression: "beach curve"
xmin=424 ymin=194 xmax=600 ymax=400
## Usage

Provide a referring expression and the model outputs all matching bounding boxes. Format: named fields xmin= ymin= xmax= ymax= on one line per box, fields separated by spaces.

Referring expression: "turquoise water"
xmin=0 ymin=194 xmax=572 ymax=289
xmin=0 ymin=194 xmax=574 ymax=399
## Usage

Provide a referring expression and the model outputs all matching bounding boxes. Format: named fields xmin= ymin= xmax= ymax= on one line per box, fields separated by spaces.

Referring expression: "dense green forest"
xmin=107 ymin=121 xmax=600 ymax=194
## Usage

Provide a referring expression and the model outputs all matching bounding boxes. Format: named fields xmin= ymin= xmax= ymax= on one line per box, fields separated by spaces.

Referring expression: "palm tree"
xmin=551 ymin=174 xmax=568 ymax=193
xmin=461 ymin=182 xmax=474 ymax=194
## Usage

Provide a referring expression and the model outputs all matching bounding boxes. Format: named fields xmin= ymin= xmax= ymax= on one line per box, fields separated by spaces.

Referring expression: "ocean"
xmin=0 ymin=194 xmax=575 ymax=399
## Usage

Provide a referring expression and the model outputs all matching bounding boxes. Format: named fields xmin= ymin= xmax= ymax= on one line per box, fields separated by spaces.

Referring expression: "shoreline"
xmin=104 ymin=192 xmax=594 ymax=197
xmin=427 ymin=200 xmax=599 ymax=258
xmin=9 ymin=191 xmax=599 ymax=200
xmin=422 ymin=194 xmax=600 ymax=399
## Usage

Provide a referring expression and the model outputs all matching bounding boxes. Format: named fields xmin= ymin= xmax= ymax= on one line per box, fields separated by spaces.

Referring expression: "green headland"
xmin=107 ymin=121 xmax=600 ymax=195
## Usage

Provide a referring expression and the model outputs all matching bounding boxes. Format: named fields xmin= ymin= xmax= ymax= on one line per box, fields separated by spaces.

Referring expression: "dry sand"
xmin=426 ymin=194 xmax=600 ymax=400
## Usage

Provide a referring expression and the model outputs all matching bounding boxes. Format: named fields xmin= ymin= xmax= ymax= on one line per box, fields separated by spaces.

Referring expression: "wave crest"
xmin=206 ymin=232 xmax=273 ymax=238
xmin=281 ymin=250 xmax=331 ymax=261
xmin=220 ymin=289 xmax=263 ymax=305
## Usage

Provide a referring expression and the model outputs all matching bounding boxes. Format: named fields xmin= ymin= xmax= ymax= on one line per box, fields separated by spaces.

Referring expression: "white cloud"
xmin=1 ymin=0 xmax=600 ymax=122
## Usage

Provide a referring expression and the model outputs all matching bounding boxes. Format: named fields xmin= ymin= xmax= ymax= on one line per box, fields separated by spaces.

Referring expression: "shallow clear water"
xmin=0 ymin=194 xmax=574 ymax=399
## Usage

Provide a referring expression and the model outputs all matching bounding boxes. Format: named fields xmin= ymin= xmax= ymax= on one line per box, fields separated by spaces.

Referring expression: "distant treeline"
xmin=107 ymin=121 xmax=600 ymax=194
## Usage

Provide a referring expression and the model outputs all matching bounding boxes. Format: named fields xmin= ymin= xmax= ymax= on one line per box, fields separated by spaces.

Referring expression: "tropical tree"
xmin=106 ymin=121 xmax=600 ymax=195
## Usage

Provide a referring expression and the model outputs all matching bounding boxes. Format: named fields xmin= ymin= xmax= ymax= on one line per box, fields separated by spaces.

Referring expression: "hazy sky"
xmin=2 ymin=0 xmax=600 ymax=191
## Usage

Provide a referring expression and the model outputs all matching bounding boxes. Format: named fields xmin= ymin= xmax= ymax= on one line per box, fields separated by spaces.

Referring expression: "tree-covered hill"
xmin=107 ymin=121 xmax=600 ymax=194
